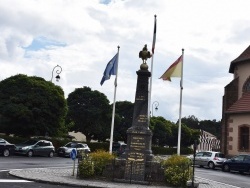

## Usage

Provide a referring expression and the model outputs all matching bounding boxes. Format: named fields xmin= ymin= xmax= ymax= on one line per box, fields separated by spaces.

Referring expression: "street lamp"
xmin=151 ymin=101 xmax=159 ymax=117
xmin=51 ymin=65 xmax=62 ymax=82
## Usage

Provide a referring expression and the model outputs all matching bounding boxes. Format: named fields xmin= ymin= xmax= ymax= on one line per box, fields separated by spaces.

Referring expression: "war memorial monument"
xmin=103 ymin=45 xmax=164 ymax=183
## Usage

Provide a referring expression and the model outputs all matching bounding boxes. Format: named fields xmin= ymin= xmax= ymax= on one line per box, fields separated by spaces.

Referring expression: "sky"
xmin=1 ymin=0 xmax=250 ymax=123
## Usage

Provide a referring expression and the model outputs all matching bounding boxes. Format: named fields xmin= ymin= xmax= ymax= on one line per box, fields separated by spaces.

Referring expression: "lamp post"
xmin=51 ymin=65 xmax=62 ymax=82
xmin=192 ymin=140 xmax=197 ymax=188
xmin=187 ymin=140 xmax=199 ymax=187
xmin=151 ymin=101 xmax=159 ymax=117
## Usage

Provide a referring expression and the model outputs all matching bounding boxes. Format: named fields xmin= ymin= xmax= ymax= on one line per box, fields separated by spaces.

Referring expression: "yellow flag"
xmin=159 ymin=55 xmax=183 ymax=81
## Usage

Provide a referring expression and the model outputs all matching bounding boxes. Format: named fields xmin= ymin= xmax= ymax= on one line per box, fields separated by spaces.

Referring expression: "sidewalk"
xmin=9 ymin=168 xmax=239 ymax=188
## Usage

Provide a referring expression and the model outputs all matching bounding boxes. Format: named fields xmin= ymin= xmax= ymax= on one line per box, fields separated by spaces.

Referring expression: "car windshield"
xmin=233 ymin=155 xmax=245 ymax=161
xmin=112 ymin=146 xmax=119 ymax=151
xmin=65 ymin=143 xmax=77 ymax=148
xmin=112 ymin=143 xmax=126 ymax=151
xmin=22 ymin=140 xmax=38 ymax=145
xmin=0 ymin=139 xmax=7 ymax=144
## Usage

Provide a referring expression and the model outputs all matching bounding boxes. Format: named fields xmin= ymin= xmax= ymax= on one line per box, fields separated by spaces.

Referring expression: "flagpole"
xmin=148 ymin=15 xmax=157 ymax=125
xmin=109 ymin=46 xmax=120 ymax=154
xmin=148 ymin=54 xmax=154 ymax=121
xmin=177 ymin=48 xmax=184 ymax=155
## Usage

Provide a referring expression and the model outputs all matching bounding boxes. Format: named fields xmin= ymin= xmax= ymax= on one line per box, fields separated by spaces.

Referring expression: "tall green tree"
xmin=181 ymin=115 xmax=221 ymax=138
xmin=167 ymin=123 xmax=200 ymax=147
xmin=66 ymin=87 xmax=111 ymax=142
xmin=0 ymin=74 xmax=67 ymax=137
xmin=199 ymin=119 xmax=221 ymax=139
xmin=180 ymin=115 xmax=199 ymax=129
xmin=113 ymin=101 xmax=134 ymax=142
xmin=150 ymin=116 xmax=172 ymax=146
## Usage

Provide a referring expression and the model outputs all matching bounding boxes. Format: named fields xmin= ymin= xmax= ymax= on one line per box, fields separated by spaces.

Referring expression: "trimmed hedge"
xmin=0 ymin=135 xmax=27 ymax=144
xmin=87 ymin=143 xmax=193 ymax=155
xmin=152 ymin=146 xmax=193 ymax=155
xmin=87 ymin=142 xmax=109 ymax=152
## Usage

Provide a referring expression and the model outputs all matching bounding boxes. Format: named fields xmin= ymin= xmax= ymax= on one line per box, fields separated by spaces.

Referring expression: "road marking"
xmin=0 ymin=179 xmax=32 ymax=182
xmin=196 ymin=176 xmax=242 ymax=188
xmin=0 ymin=166 xmax=73 ymax=172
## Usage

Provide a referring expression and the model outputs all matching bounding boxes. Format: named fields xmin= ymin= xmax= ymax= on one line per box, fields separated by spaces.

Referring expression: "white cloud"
xmin=0 ymin=0 xmax=249 ymax=122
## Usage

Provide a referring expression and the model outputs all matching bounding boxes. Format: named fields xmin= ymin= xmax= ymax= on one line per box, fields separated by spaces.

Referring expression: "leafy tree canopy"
xmin=0 ymin=74 xmax=67 ymax=137
xmin=150 ymin=116 xmax=172 ymax=146
xmin=149 ymin=116 xmax=200 ymax=147
xmin=66 ymin=86 xmax=111 ymax=142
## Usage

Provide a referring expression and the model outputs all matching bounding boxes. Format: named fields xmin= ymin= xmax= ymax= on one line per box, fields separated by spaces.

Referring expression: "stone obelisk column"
xmin=124 ymin=45 xmax=153 ymax=181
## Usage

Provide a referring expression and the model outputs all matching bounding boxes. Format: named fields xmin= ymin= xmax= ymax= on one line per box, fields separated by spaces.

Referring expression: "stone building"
xmin=221 ymin=45 xmax=250 ymax=156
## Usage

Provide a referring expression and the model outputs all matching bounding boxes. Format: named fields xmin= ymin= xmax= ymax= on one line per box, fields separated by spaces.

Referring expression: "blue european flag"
xmin=100 ymin=53 xmax=118 ymax=85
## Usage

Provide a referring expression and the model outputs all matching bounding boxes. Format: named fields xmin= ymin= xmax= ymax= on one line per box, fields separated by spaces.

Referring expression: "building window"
xmin=239 ymin=126 xmax=249 ymax=151
xmin=243 ymin=76 xmax=250 ymax=92
xmin=246 ymin=82 xmax=250 ymax=92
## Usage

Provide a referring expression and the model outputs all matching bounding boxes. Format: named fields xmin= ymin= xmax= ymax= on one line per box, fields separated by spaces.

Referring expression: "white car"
xmin=57 ymin=142 xmax=90 ymax=157
xmin=187 ymin=151 xmax=226 ymax=169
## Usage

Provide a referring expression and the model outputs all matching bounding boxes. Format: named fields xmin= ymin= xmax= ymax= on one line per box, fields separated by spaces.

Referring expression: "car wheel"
xmin=223 ymin=164 xmax=230 ymax=172
xmin=208 ymin=162 xmax=215 ymax=169
xmin=27 ymin=150 xmax=33 ymax=157
xmin=3 ymin=149 xmax=10 ymax=157
xmin=48 ymin=151 xmax=54 ymax=158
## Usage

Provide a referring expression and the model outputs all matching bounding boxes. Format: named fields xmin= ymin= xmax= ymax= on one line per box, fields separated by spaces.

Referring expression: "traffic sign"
xmin=70 ymin=149 xmax=77 ymax=160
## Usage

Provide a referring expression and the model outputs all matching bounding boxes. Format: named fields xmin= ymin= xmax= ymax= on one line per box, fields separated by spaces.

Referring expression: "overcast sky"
xmin=1 ymin=0 xmax=250 ymax=122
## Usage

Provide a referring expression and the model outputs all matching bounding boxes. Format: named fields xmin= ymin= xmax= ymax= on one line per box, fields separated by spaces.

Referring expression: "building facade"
xmin=221 ymin=45 xmax=250 ymax=156
xmin=197 ymin=130 xmax=220 ymax=152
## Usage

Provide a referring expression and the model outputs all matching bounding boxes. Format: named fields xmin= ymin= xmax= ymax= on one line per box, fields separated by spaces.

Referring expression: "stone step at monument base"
xmin=113 ymin=178 xmax=150 ymax=185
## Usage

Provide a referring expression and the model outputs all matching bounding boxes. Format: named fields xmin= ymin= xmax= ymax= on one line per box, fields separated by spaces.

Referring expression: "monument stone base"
xmin=102 ymin=158 xmax=165 ymax=184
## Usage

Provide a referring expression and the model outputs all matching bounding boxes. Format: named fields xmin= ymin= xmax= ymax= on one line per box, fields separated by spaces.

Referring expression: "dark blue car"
xmin=222 ymin=154 xmax=250 ymax=174
xmin=112 ymin=142 xmax=127 ymax=156
xmin=0 ymin=138 xmax=15 ymax=157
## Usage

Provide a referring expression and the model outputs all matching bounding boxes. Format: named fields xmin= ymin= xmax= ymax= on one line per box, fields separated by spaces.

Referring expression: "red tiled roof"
xmin=229 ymin=45 xmax=250 ymax=73
xmin=226 ymin=92 xmax=250 ymax=113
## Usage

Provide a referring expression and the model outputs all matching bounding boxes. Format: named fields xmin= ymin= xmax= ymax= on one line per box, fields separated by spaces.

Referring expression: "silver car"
xmin=15 ymin=139 xmax=55 ymax=157
xmin=187 ymin=151 xmax=226 ymax=169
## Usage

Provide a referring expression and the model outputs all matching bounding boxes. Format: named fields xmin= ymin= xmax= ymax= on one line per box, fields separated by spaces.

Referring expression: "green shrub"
xmin=78 ymin=158 xmax=94 ymax=178
xmin=162 ymin=155 xmax=192 ymax=187
xmin=89 ymin=149 xmax=115 ymax=175
xmin=78 ymin=150 xmax=115 ymax=178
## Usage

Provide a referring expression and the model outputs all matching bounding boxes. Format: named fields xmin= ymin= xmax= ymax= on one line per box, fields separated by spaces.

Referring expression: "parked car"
xmin=15 ymin=139 xmax=55 ymax=157
xmin=187 ymin=151 xmax=226 ymax=169
xmin=57 ymin=142 xmax=90 ymax=157
xmin=0 ymin=138 xmax=16 ymax=157
xmin=112 ymin=142 xmax=127 ymax=156
xmin=222 ymin=154 xmax=250 ymax=174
